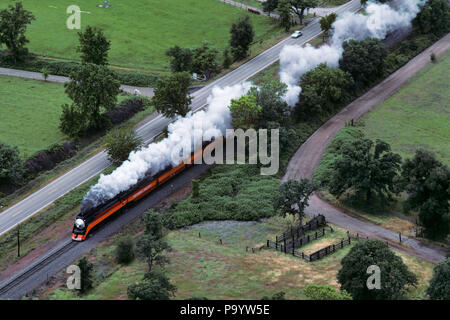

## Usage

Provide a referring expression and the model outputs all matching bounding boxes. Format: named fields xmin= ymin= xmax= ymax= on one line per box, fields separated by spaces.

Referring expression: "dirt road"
xmin=282 ymin=34 xmax=450 ymax=263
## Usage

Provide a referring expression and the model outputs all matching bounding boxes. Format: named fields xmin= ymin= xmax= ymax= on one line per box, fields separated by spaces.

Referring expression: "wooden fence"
xmin=275 ymin=214 xmax=327 ymax=245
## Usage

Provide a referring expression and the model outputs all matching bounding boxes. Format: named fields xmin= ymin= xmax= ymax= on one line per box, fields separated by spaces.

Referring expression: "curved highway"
xmin=0 ymin=0 xmax=362 ymax=236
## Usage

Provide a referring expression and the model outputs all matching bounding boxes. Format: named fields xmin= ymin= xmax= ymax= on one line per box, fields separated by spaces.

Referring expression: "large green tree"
xmin=273 ymin=179 xmax=316 ymax=225
xmin=398 ymin=150 xmax=450 ymax=239
xmin=427 ymin=258 xmax=450 ymax=300
xmin=135 ymin=211 xmax=171 ymax=272
xmin=0 ymin=142 xmax=24 ymax=185
xmin=152 ymin=72 xmax=192 ymax=118
xmin=278 ymin=0 xmax=293 ymax=32
xmin=60 ymin=63 xmax=121 ymax=137
xmin=413 ymin=0 xmax=450 ymax=37
xmin=191 ymin=42 xmax=220 ymax=79
xmin=329 ymin=138 xmax=402 ymax=202
xmin=249 ymin=77 xmax=291 ymax=128
xmin=229 ymin=94 xmax=262 ymax=130
xmin=104 ymin=127 xmax=143 ymax=166
xmin=297 ymin=63 xmax=354 ymax=117
xmin=319 ymin=13 xmax=337 ymax=41
xmin=337 ymin=239 xmax=417 ymax=300
xmin=0 ymin=2 xmax=35 ymax=63
xmin=166 ymin=45 xmax=193 ymax=73
xmin=127 ymin=269 xmax=176 ymax=300
xmin=289 ymin=0 xmax=318 ymax=25
xmin=229 ymin=15 xmax=254 ymax=61
xmin=77 ymin=257 xmax=94 ymax=294
xmin=77 ymin=26 xmax=111 ymax=65
xmin=262 ymin=0 xmax=279 ymax=17
xmin=339 ymin=38 xmax=387 ymax=89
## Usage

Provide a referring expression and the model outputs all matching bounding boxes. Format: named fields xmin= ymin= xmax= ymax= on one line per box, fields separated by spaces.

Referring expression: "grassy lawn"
xmin=0 ymin=0 xmax=283 ymax=72
xmin=362 ymin=51 xmax=450 ymax=166
xmin=44 ymin=215 xmax=434 ymax=300
xmin=0 ymin=75 xmax=69 ymax=159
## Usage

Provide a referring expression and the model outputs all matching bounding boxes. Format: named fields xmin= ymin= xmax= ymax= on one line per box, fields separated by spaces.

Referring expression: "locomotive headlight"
xmin=75 ymin=219 xmax=85 ymax=229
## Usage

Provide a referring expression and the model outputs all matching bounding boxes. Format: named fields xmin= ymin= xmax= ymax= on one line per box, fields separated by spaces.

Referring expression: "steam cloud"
xmin=280 ymin=0 xmax=425 ymax=106
xmin=82 ymin=83 xmax=251 ymax=209
xmin=82 ymin=0 xmax=425 ymax=209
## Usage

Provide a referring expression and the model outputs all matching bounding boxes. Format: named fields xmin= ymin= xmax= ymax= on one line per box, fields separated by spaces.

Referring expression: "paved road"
xmin=0 ymin=0 xmax=362 ymax=237
xmin=0 ymin=67 xmax=155 ymax=97
xmin=283 ymin=33 xmax=450 ymax=263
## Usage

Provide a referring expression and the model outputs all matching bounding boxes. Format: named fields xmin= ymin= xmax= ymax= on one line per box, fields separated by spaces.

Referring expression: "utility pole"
xmin=17 ymin=226 xmax=20 ymax=257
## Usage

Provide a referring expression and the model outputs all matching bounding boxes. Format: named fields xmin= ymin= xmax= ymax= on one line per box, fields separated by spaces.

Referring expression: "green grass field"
xmin=0 ymin=0 xmax=283 ymax=72
xmin=0 ymin=75 xmax=69 ymax=158
xmin=362 ymin=51 xmax=450 ymax=166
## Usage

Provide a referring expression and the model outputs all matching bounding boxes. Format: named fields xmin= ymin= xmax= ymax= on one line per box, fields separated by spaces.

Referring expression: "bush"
xmin=115 ymin=236 xmax=135 ymax=264
xmin=105 ymin=96 xmax=150 ymax=126
xmin=303 ymin=284 xmax=352 ymax=300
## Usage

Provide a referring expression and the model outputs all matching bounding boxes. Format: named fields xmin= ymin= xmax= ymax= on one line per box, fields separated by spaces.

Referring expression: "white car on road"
xmin=291 ymin=30 xmax=303 ymax=38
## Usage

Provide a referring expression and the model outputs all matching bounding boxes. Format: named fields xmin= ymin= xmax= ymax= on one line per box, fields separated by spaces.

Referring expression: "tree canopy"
xmin=289 ymin=0 xmax=318 ymax=25
xmin=273 ymin=179 xmax=316 ymax=224
xmin=229 ymin=15 xmax=254 ymax=61
xmin=278 ymin=0 xmax=293 ymax=32
xmin=152 ymin=72 xmax=192 ymax=118
xmin=0 ymin=142 xmax=24 ymax=185
xmin=0 ymin=2 xmax=35 ymax=63
xmin=427 ymin=258 xmax=450 ymax=300
xmin=77 ymin=26 xmax=111 ymax=65
xmin=262 ymin=0 xmax=279 ymax=17
xmin=127 ymin=269 xmax=176 ymax=300
xmin=339 ymin=38 xmax=387 ymax=89
xmin=303 ymin=284 xmax=352 ymax=300
xmin=319 ymin=13 xmax=337 ymax=41
xmin=60 ymin=63 xmax=121 ymax=137
xmin=337 ymin=239 xmax=417 ymax=300
xmin=413 ymin=0 xmax=450 ymax=37
xmin=229 ymin=94 xmax=262 ymax=130
xmin=329 ymin=137 xmax=402 ymax=202
xmin=398 ymin=150 xmax=450 ymax=239
xmin=104 ymin=127 xmax=143 ymax=166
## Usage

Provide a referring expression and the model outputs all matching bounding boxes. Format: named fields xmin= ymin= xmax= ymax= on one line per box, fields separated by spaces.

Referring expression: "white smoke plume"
xmin=82 ymin=82 xmax=252 ymax=208
xmin=280 ymin=0 xmax=426 ymax=106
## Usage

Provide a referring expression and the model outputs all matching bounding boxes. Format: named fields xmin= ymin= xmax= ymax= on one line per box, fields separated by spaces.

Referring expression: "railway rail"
xmin=0 ymin=240 xmax=76 ymax=297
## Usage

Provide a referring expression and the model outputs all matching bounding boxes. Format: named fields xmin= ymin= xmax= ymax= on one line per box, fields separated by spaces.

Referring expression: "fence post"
xmin=302 ymin=252 xmax=304 ymax=259
xmin=315 ymin=231 xmax=317 ymax=239
xmin=333 ymin=244 xmax=335 ymax=252
xmin=246 ymin=246 xmax=248 ymax=252
xmin=307 ymin=235 xmax=310 ymax=242
xmin=341 ymin=239 xmax=344 ymax=247
xmin=323 ymin=228 xmax=325 ymax=236
xmin=357 ymin=233 xmax=359 ymax=239
xmin=267 ymin=240 xmax=269 ymax=247
xmin=348 ymin=236 xmax=351 ymax=245
xmin=300 ymin=238 xmax=303 ymax=246
xmin=284 ymin=238 xmax=286 ymax=252
xmin=276 ymin=235 xmax=278 ymax=244
xmin=292 ymin=246 xmax=295 ymax=256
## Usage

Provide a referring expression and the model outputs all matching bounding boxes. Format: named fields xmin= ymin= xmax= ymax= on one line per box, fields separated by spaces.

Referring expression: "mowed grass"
xmin=0 ymin=0 xmax=283 ymax=72
xmin=45 ymin=216 xmax=434 ymax=300
xmin=0 ymin=75 xmax=69 ymax=158
xmin=362 ymin=51 xmax=450 ymax=166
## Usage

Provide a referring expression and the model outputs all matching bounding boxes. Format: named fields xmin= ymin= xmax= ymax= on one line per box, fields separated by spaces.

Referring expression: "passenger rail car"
xmin=72 ymin=140 xmax=216 ymax=241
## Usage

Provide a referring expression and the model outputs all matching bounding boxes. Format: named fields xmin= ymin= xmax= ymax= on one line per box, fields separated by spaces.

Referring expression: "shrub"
xmin=115 ymin=236 xmax=135 ymax=264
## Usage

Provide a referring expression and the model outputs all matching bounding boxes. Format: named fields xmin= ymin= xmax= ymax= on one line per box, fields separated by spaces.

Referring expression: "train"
xmin=72 ymin=139 xmax=217 ymax=241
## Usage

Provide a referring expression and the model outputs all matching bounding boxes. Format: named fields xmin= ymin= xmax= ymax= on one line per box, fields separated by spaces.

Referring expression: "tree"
xmin=413 ymin=0 xmax=450 ymax=37
xmin=229 ymin=94 xmax=262 ymax=130
xmin=191 ymin=42 xmax=220 ymax=79
xmin=115 ymin=235 xmax=135 ymax=264
xmin=0 ymin=142 xmax=24 ymax=185
xmin=77 ymin=257 xmax=94 ymax=294
xmin=166 ymin=45 xmax=193 ymax=73
xmin=41 ymin=67 xmax=49 ymax=81
xmin=60 ymin=63 xmax=121 ymax=137
xmin=127 ymin=269 xmax=176 ymax=300
xmin=229 ymin=15 xmax=254 ymax=61
xmin=249 ymin=77 xmax=291 ymax=128
xmin=274 ymin=179 xmax=316 ymax=225
xmin=261 ymin=291 xmax=286 ymax=300
xmin=152 ymin=72 xmax=192 ymax=118
xmin=297 ymin=63 xmax=354 ymax=117
xmin=398 ymin=150 xmax=450 ymax=239
xmin=278 ymin=0 xmax=293 ymax=32
xmin=319 ymin=13 xmax=337 ymax=41
xmin=329 ymin=137 xmax=402 ymax=202
xmin=427 ymin=258 xmax=450 ymax=300
xmin=104 ymin=127 xmax=143 ymax=166
xmin=77 ymin=26 xmax=111 ymax=65
xmin=289 ymin=0 xmax=318 ymax=25
xmin=337 ymin=239 xmax=417 ymax=300
xmin=262 ymin=0 xmax=279 ymax=17
xmin=135 ymin=211 xmax=171 ymax=272
xmin=339 ymin=38 xmax=387 ymax=89
xmin=0 ymin=2 xmax=35 ymax=63
xmin=222 ymin=48 xmax=232 ymax=69
xmin=303 ymin=284 xmax=352 ymax=300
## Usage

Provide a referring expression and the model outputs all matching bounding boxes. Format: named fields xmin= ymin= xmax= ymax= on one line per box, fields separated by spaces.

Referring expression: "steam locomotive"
xmin=72 ymin=139 xmax=216 ymax=241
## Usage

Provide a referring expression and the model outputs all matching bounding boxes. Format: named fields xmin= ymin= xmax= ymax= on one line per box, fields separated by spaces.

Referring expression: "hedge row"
xmin=0 ymin=52 xmax=158 ymax=87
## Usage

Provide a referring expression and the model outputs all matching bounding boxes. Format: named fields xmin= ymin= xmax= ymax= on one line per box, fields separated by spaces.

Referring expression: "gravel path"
xmin=0 ymin=67 xmax=154 ymax=97
xmin=282 ymin=34 xmax=450 ymax=263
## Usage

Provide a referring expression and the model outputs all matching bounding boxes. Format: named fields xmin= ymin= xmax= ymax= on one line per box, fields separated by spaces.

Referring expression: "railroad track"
xmin=0 ymin=240 xmax=77 ymax=298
